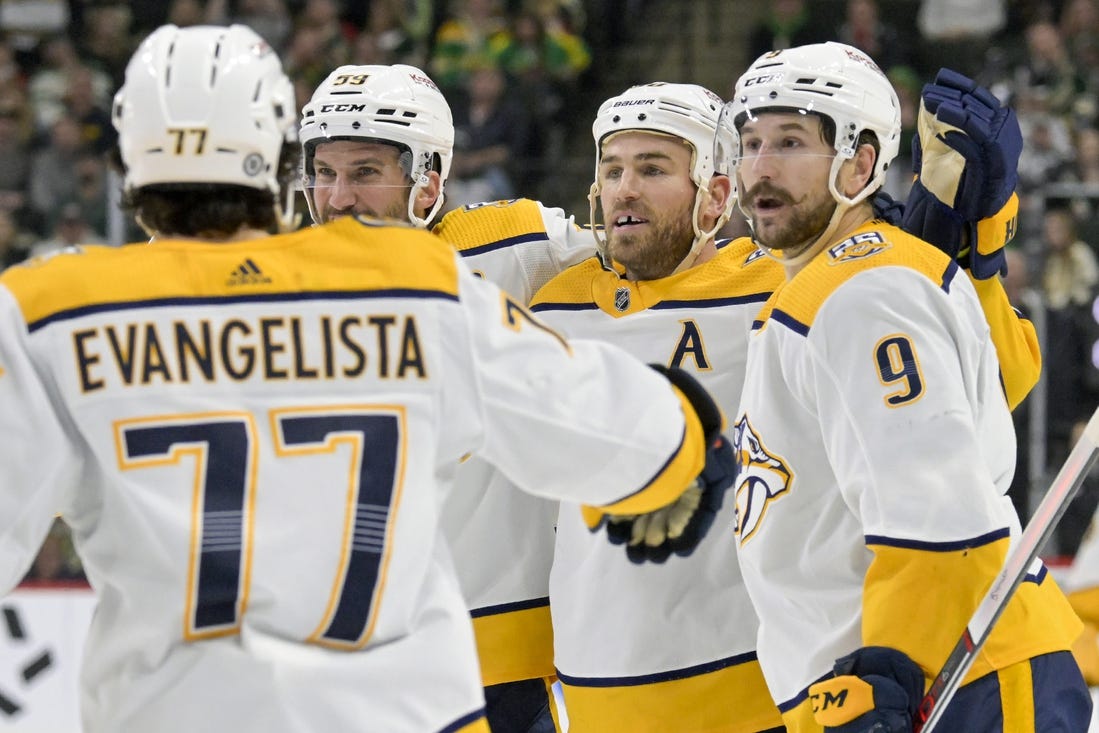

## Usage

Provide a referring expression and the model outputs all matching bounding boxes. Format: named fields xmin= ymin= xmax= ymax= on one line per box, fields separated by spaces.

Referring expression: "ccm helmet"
xmin=300 ymin=64 xmax=454 ymax=227
xmin=722 ymin=41 xmax=901 ymax=206
xmin=589 ymin=82 xmax=735 ymax=273
xmin=112 ymin=24 xmax=298 ymax=200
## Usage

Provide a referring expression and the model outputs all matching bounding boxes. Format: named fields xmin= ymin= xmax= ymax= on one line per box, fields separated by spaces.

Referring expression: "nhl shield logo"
xmin=614 ymin=287 xmax=631 ymax=312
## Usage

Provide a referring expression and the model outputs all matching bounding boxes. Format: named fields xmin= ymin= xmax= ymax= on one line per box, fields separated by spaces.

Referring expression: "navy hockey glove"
xmin=871 ymin=190 xmax=904 ymax=226
xmin=901 ymin=68 xmax=1021 ymax=280
xmin=809 ymin=646 xmax=925 ymax=733
xmin=607 ymin=365 xmax=736 ymax=564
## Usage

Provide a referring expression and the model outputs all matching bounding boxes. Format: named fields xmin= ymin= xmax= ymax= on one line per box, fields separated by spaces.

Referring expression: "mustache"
xmin=742 ymin=182 xmax=796 ymax=206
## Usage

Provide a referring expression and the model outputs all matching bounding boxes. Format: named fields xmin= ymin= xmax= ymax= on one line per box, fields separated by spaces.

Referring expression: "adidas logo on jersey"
xmin=226 ymin=258 xmax=271 ymax=286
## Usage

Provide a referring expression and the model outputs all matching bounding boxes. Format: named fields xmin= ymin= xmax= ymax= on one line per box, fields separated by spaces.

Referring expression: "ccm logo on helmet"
xmin=744 ymin=73 xmax=783 ymax=87
xmin=319 ymin=103 xmax=367 ymax=113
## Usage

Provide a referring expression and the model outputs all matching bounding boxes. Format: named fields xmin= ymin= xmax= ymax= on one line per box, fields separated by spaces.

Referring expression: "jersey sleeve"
xmin=440 ymin=254 xmax=705 ymax=514
xmin=0 ymin=285 xmax=83 ymax=594
xmin=804 ymin=269 xmax=1018 ymax=673
xmin=434 ymin=198 xmax=597 ymax=304
xmin=968 ymin=273 xmax=1040 ymax=411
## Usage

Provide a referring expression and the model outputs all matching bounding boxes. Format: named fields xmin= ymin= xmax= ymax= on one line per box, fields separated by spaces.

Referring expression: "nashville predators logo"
xmin=732 ymin=414 xmax=793 ymax=544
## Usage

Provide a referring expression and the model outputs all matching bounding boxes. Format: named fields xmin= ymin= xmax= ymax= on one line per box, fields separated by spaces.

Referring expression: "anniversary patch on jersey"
xmin=826 ymin=231 xmax=890 ymax=264
xmin=732 ymin=414 xmax=793 ymax=545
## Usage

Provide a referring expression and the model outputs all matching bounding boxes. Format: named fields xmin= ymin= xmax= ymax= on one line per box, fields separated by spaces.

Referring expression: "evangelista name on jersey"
xmin=72 ymin=311 xmax=427 ymax=393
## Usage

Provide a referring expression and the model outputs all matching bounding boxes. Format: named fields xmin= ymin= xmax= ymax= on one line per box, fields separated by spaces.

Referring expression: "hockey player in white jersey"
xmin=0 ymin=25 xmax=737 ymax=733
xmin=726 ymin=41 xmax=1089 ymax=732
xmin=298 ymin=63 xmax=595 ymax=731
xmin=527 ymin=82 xmax=784 ymax=733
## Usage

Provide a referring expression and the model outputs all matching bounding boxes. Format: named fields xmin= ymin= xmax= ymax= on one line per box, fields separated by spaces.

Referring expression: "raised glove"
xmin=810 ymin=646 xmax=925 ymax=733
xmin=606 ymin=365 xmax=736 ymax=563
xmin=871 ymin=190 xmax=904 ymax=226
xmin=901 ymin=68 xmax=1022 ymax=279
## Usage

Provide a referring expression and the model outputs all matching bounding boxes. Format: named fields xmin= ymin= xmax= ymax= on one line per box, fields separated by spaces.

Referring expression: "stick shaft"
xmin=916 ymin=407 xmax=1099 ymax=732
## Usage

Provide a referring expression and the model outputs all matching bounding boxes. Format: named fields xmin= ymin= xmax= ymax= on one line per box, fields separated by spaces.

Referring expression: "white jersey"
xmin=432 ymin=199 xmax=596 ymax=684
xmin=0 ymin=216 xmax=707 ymax=733
xmin=733 ymin=222 xmax=1080 ymax=731
xmin=530 ymin=240 xmax=786 ymax=732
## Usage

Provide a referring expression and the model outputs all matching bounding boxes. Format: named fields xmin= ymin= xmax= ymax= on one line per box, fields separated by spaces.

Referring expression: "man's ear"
xmin=844 ymin=143 xmax=877 ymax=198
xmin=415 ymin=170 xmax=444 ymax=212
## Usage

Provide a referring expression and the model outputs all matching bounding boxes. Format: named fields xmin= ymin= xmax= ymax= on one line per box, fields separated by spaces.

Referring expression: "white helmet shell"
xmin=591 ymin=82 xmax=730 ymax=190
xmin=112 ymin=24 xmax=297 ymax=194
xmin=300 ymin=64 xmax=454 ymax=226
xmin=724 ymin=41 xmax=901 ymax=195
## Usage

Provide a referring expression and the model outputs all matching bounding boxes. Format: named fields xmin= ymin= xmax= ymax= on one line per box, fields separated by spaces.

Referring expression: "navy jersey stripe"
xmin=771 ymin=308 xmax=810 ymax=337
xmin=469 ymin=596 xmax=550 ymax=618
xmin=556 ymin=650 xmax=759 ymax=687
xmin=864 ymin=527 xmax=1011 ymax=552
xmin=28 ymin=289 xmax=460 ymax=333
xmin=458 ymin=232 xmax=547 ymax=257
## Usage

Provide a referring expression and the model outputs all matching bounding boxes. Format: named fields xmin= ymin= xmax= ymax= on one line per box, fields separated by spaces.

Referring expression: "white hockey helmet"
xmin=589 ymin=82 xmax=735 ymax=274
xmin=721 ymin=41 xmax=901 ymax=206
xmin=112 ymin=24 xmax=298 ymax=198
xmin=299 ymin=64 xmax=454 ymax=227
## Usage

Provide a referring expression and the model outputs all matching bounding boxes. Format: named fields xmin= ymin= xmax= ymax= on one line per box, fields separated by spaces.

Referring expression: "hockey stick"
xmin=915 ymin=405 xmax=1099 ymax=732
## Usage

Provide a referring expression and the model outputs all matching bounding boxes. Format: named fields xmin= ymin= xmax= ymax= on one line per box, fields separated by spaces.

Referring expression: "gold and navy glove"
xmin=901 ymin=68 xmax=1022 ymax=280
xmin=810 ymin=646 xmax=925 ymax=733
xmin=606 ymin=365 xmax=736 ymax=564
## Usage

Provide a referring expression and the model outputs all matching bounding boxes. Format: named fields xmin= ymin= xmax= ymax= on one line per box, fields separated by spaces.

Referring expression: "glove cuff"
xmin=969 ymin=192 xmax=1018 ymax=280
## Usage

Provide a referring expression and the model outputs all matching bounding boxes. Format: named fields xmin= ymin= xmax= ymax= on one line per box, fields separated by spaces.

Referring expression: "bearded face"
xmin=597 ymin=131 xmax=699 ymax=281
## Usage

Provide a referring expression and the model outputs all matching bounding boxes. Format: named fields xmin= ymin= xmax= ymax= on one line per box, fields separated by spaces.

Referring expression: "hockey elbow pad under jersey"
xmin=606 ymin=365 xmax=736 ymax=564
xmin=901 ymin=68 xmax=1021 ymax=280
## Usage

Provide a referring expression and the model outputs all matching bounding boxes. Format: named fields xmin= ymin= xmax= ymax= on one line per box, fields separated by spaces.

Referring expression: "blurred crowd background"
xmin=9 ymin=0 xmax=1099 ymax=583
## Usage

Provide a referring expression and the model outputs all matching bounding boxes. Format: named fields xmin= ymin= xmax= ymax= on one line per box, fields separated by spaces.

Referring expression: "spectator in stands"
xmin=0 ymin=207 xmax=30 ymax=270
xmin=1014 ymin=19 xmax=1087 ymax=121
xmin=835 ymin=0 xmax=912 ymax=73
xmin=746 ymin=0 xmax=829 ymax=61
xmin=27 ymin=115 xmax=89 ymax=234
xmin=26 ymin=34 xmax=112 ymax=136
xmin=429 ymin=0 xmax=509 ymax=91
xmin=916 ymin=0 xmax=1006 ymax=76
xmin=0 ymin=94 xmax=32 ymax=220
xmin=445 ymin=62 xmax=531 ymax=211
xmin=29 ymin=200 xmax=104 ymax=259
xmin=1037 ymin=207 xmax=1099 ymax=543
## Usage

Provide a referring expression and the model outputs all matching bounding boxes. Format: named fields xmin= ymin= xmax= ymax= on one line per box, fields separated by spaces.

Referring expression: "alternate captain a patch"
xmin=732 ymin=414 xmax=793 ymax=545
xmin=827 ymin=231 xmax=890 ymax=264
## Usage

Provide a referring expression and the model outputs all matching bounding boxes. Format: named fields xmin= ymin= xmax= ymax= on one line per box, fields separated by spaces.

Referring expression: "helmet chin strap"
xmin=671 ymin=181 xmax=729 ymax=275
xmin=408 ymin=174 xmax=442 ymax=229
xmin=275 ymin=181 xmax=302 ymax=234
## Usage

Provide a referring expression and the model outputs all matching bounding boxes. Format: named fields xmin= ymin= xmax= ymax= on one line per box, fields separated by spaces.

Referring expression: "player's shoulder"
xmin=434 ymin=198 xmax=561 ymax=254
xmin=768 ymin=222 xmax=958 ymax=330
xmin=0 ymin=242 xmax=136 ymax=318
xmin=529 ymin=255 xmax=606 ymax=307
xmin=304 ymin=216 xmax=461 ymax=292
